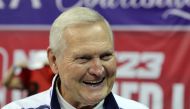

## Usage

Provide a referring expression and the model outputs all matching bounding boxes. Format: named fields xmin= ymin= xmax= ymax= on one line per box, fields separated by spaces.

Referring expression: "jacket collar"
xmin=50 ymin=75 xmax=119 ymax=109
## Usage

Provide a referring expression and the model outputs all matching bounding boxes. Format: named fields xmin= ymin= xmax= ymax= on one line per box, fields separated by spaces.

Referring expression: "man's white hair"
xmin=49 ymin=7 xmax=113 ymax=54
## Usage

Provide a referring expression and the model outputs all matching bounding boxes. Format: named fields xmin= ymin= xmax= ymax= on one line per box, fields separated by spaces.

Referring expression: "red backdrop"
xmin=0 ymin=30 xmax=190 ymax=109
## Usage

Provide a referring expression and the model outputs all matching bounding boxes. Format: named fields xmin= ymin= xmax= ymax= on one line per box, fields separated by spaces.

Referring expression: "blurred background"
xmin=0 ymin=0 xmax=190 ymax=109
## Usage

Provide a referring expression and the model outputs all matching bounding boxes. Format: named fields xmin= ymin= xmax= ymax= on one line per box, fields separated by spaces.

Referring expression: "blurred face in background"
xmin=50 ymin=21 xmax=116 ymax=108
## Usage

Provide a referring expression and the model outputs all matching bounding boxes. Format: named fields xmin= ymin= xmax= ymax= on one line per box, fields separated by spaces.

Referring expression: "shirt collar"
xmin=56 ymin=81 xmax=75 ymax=109
xmin=50 ymin=75 xmax=119 ymax=109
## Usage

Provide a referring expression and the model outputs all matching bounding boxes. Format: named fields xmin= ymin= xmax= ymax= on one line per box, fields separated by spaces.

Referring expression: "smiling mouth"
xmin=83 ymin=77 xmax=105 ymax=87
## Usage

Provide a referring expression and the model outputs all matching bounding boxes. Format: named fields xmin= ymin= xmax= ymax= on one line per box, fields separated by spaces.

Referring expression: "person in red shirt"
xmin=3 ymin=62 xmax=54 ymax=96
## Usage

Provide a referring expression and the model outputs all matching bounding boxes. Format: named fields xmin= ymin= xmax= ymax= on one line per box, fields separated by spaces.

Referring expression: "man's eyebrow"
xmin=78 ymin=56 xmax=93 ymax=60
xmin=101 ymin=51 xmax=113 ymax=55
xmin=74 ymin=53 xmax=92 ymax=58
xmin=102 ymin=49 xmax=114 ymax=53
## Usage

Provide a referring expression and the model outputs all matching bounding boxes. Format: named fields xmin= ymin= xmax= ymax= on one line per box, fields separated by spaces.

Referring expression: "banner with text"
xmin=0 ymin=0 xmax=190 ymax=109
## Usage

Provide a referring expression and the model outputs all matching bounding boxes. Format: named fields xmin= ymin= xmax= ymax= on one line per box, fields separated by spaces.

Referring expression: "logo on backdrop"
xmin=116 ymin=51 xmax=165 ymax=79
xmin=55 ymin=0 xmax=190 ymax=20
xmin=1 ymin=0 xmax=190 ymax=25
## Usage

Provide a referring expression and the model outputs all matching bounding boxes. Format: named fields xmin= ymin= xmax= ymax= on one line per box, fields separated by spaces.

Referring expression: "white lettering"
xmin=55 ymin=0 xmax=190 ymax=11
xmin=55 ymin=0 xmax=82 ymax=12
xmin=140 ymin=0 xmax=155 ymax=8
xmin=31 ymin=0 xmax=42 ymax=9
xmin=162 ymin=8 xmax=190 ymax=20
xmin=117 ymin=81 xmax=186 ymax=109
xmin=119 ymin=82 xmax=163 ymax=108
xmin=0 ymin=87 xmax=6 ymax=107
xmin=172 ymin=84 xmax=184 ymax=109
xmin=129 ymin=0 xmax=140 ymax=8
xmin=116 ymin=52 xmax=139 ymax=78
xmin=154 ymin=0 xmax=165 ymax=8
xmin=121 ymin=82 xmax=138 ymax=99
xmin=116 ymin=52 xmax=165 ymax=79
xmin=0 ymin=47 xmax=8 ymax=107
xmin=107 ymin=0 xmax=119 ymax=9
xmin=137 ymin=52 xmax=164 ymax=79
xmin=13 ymin=49 xmax=29 ymax=65
xmin=83 ymin=0 xmax=99 ymax=8
xmin=28 ymin=50 xmax=47 ymax=69
xmin=139 ymin=83 xmax=163 ymax=109
xmin=120 ymin=0 xmax=130 ymax=8
xmin=174 ymin=0 xmax=186 ymax=9
xmin=9 ymin=0 xmax=20 ymax=9
xmin=165 ymin=0 xmax=173 ymax=7
xmin=1 ymin=0 xmax=190 ymax=10
xmin=0 ymin=0 xmax=5 ymax=9
xmin=99 ymin=0 xmax=107 ymax=8
xmin=186 ymin=0 xmax=190 ymax=7
xmin=13 ymin=49 xmax=47 ymax=69
xmin=8 ymin=0 xmax=42 ymax=9
xmin=0 ymin=47 xmax=9 ymax=79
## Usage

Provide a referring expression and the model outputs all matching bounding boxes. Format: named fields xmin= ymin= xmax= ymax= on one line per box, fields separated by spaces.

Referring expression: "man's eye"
xmin=76 ymin=56 xmax=91 ymax=63
xmin=100 ymin=53 xmax=112 ymax=61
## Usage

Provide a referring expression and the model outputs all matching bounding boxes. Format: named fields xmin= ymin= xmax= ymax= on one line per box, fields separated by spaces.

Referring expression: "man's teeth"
xmin=83 ymin=78 xmax=104 ymax=85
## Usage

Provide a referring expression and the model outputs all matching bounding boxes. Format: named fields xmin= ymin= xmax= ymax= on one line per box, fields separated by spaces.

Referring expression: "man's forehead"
xmin=62 ymin=38 xmax=114 ymax=56
xmin=71 ymin=45 xmax=114 ymax=56
xmin=63 ymin=22 xmax=111 ymax=42
xmin=64 ymin=21 xmax=106 ymax=33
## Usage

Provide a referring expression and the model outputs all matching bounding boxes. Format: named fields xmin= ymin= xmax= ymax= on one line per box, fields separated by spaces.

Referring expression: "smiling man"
xmin=3 ymin=7 xmax=149 ymax=109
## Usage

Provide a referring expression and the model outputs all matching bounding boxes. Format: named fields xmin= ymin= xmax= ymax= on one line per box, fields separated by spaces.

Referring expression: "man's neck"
xmin=56 ymin=77 xmax=104 ymax=109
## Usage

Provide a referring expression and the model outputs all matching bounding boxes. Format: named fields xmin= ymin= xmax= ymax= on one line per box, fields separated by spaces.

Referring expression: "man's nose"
xmin=88 ymin=59 xmax=104 ymax=77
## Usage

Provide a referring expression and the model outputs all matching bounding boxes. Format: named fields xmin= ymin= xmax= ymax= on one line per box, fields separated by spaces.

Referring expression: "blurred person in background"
xmin=2 ymin=7 xmax=148 ymax=109
xmin=2 ymin=51 xmax=54 ymax=96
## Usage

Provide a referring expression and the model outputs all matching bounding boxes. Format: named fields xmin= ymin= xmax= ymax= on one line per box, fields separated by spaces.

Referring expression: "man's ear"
xmin=47 ymin=47 xmax=58 ymax=74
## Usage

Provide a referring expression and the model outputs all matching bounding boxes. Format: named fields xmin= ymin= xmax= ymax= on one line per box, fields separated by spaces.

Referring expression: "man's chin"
xmin=83 ymin=94 xmax=105 ymax=105
xmin=79 ymin=88 xmax=109 ymax=104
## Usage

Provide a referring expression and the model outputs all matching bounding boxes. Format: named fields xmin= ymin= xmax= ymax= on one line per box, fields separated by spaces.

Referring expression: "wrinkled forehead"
xmin=63 ymin=21 xmax=113 ymax=46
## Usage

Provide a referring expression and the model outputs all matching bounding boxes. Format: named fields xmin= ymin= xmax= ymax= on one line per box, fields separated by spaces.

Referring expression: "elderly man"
xmin=3 ymin=7 xmax=148 ymax=109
